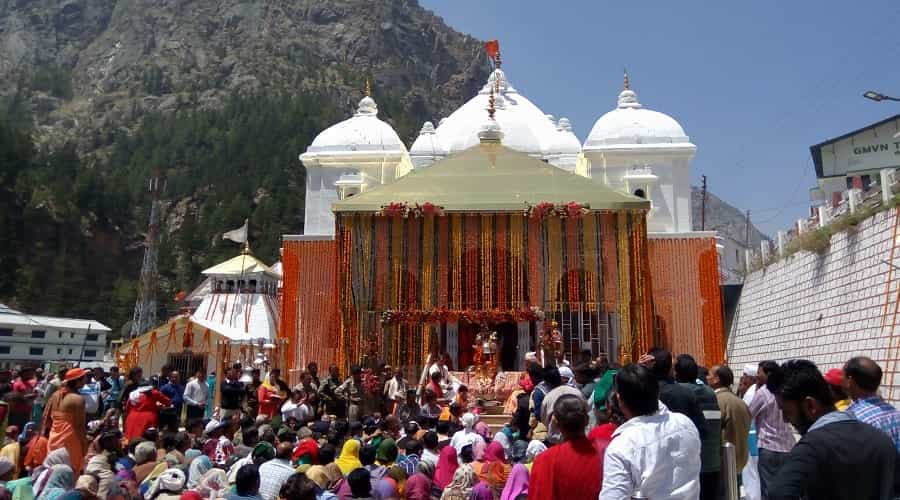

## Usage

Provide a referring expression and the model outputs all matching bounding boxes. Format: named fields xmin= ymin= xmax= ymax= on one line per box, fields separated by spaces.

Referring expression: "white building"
xmin=810 ymin=113 xmax=900 ymax=205
xmin=300 ymin=67 xmax=701 ymax=239
xmin=0 ymin=304 xmax=110 ymax=369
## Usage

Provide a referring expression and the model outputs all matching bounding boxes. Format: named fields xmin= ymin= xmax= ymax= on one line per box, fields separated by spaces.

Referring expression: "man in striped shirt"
xmin=844 ymin=356 xmax=900 ymax=452
xmin=749 ymin=360 xmax=795 ymax=499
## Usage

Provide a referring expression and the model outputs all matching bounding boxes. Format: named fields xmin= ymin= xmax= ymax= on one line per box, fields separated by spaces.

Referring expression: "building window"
xmin=70 ymin=332 xmax=75 ymax=338
xmin=29 ymin=347 xmax=43 ymax=356
xmin=84 ymin=350 xmax=97 ymax=358
xmin=0 ymin=329 xmax=11 ymax=337
xmin=85 ymin=334 xmax=98 ymax=342
xmin=57 ymin=348 xmax=61 ymax=354
xmin=0 ymin=346 xmax=9 ymax=354
xmin=31 ymin=330 xmax=45 ymax=339
xmin=68 ymin=349 xmax=73 ymax=355
xmin=633 ymin=188 xmax=646 ymax=199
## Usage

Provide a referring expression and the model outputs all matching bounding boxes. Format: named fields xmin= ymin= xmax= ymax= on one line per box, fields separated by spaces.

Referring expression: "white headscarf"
xmin=526 ymin=440 xmax=547 ymax=462
xmin=743 ymin=364 xmax=759 ymax=377
xmin=461 ymin=412 xmax=476 ymax=430
xmin=147 ymin=468 xmax=186 ymax=497
xmin=129 ymin=385 xmax=152 ymax=404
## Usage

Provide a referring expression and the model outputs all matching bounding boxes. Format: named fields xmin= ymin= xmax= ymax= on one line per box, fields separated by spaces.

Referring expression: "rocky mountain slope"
xmin=692 ymin=186 xmax=769 ymax=248
xmin=0 ymin=0 xmax=491 ymax=335
xmin=0 ymin=0 xmax=491 ymax=152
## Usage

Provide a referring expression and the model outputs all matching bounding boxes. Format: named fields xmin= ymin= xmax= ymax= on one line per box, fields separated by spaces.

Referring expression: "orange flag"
xmin=484 ymin=39 xmax=499 ymax=60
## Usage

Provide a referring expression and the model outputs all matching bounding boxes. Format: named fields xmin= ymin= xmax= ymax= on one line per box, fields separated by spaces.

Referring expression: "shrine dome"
xmin=551 ymin=118 xmax=582 ymax=155
xmin=301 ymin=96 xmax=407 ymax=163
xmin=583 ymin=84 xmax=694 ymax=152
xmin=410 ymin=121 xmax=445 ymax=169
xmin=434 ymin=69 xmax=558 ymax=156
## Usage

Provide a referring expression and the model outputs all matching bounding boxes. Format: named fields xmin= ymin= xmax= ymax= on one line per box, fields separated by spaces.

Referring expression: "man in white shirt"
xmin=383 ymin=368 xmax=408 ymax=415
xmin=80 ymin=370 xmax=102 ymax=419
xmin=183 ymin=368 xmax=209 ymax=422
xmin=601 ymin=363 xmax=701 ymax=500
xmin=450 ymin=412 xmax=485 ymax=455
xmin=257 ymin=442 xmax=297 ymax=500
xmin=280 ymin=389 xmax=312 ymax=424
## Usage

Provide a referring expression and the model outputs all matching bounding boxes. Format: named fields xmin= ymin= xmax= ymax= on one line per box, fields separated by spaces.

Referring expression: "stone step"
xmin=479 ymin=413 xmax=510 ymax=435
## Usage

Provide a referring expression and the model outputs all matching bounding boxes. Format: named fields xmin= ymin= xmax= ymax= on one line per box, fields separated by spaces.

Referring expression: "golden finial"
xmin=623 ymin=68 xmax=630 ymax=90
xmin=365 ymin=77 xmax=371 ymax=97
xmin=494 ymin=50 xmax=501 ymax=69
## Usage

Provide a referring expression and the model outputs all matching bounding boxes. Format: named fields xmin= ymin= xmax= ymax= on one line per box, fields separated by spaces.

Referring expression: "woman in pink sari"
xmin=500 ymin=463 xmax=529 ymax=500
xmin=433 ymin=446 xmax=458 ymax=489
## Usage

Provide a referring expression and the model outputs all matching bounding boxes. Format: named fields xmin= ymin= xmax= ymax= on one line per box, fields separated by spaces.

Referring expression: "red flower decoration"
xmin=379 ymin=202 xmax=409 ymax=217
xmin=414 ymin=202 xmax=445 ymax=217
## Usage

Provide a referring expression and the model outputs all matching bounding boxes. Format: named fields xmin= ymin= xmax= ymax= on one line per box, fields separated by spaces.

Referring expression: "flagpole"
xmin=236 ymin=219 xmax=249 ymax=334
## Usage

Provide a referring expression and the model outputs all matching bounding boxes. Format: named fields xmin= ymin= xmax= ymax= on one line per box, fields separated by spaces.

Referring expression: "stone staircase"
xmin=478 ymin=401 xmax=510 ymax=435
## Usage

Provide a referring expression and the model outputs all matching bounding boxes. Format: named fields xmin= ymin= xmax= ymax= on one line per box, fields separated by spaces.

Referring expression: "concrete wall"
xmin=727 ymin=208 xmax=900 ymax=402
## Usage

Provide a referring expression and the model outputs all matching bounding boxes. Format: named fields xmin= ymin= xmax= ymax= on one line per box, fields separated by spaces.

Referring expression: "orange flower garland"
xmin=509 ymin=215 xmax=524 ymax=308
xmin=422 ymin=216 xmax=434 ymax=310
xmin=480 ymin=215 xmax=493 ymax=309
xmin=451 ymin=215 xmax=463 ymax=309
xmin=465 ymin=215 xmax=479 ymax=308
xmin=437 ymin=216 xmax=450 ymax=308
xmin=495 ymin=215 xmax=508 ymax=308
xmin=407 ymin=214 xmax=420 ymax=309
xmin=582 ymin=214 xmax=599 ymax=310
xmin=527 ymin=218 xmax=543 ymax=307
xmin=565 ymin=217 xmax=580 ymax=303
xmin=546 ymin=216 xmax=562 ymax=308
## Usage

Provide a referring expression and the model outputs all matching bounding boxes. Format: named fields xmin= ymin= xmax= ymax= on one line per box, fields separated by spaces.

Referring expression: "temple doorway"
xmin=496 ymin=322 xmax=518 ymax=371
xmin=457 ymin=323 xmax=477 ymax=369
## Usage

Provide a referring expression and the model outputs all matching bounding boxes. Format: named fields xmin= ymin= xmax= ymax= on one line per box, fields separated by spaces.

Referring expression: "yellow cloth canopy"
xmin=332 ymin=143 xmax=651 ymax=213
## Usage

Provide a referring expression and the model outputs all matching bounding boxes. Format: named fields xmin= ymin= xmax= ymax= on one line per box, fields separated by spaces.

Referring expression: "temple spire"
xmin=623 ymin=68 xmax=630 ymax=90
xmin=365 ymin=77 xmax=371 ymax=97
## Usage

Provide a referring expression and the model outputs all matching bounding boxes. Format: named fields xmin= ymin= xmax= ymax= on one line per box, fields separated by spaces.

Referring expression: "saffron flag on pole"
xmin=484 ymin=39 xmax=499 ymax=60
xmin=223 ymin=219 xmax=248 ymax=244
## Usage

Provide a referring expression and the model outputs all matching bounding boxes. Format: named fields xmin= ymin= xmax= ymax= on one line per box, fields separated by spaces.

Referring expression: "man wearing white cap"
xmin=739 ymin=364 xmax=761 ymax=500
xmin=740 ymin=364 xmax=759 ymax=406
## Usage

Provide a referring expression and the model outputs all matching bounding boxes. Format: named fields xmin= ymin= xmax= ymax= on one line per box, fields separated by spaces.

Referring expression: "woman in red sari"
xmin=124 ymin=384 xmax=171 ymax=440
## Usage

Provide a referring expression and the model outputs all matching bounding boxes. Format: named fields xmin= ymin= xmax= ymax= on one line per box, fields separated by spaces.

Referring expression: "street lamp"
xmin=863 ymin=90 xmax=900 ymax=102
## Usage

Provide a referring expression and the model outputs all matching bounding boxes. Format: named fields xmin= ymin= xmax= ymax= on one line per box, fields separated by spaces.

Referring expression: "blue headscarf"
xmin=17 ymin=423 xmax=33 ymax=445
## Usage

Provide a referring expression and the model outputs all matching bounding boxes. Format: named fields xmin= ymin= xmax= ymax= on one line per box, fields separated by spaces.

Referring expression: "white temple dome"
xmin=302 ymin=96 xmax=407 ymax=160
xmin=583 ymin=87 xmax=692 ymax=151
xmin=410 ymin=121 xmax=445 ymax=169
xmin=433 ymin=69 xmax=558 ymax=156
xmin=551 ymin=118 xmax=582 ymax=155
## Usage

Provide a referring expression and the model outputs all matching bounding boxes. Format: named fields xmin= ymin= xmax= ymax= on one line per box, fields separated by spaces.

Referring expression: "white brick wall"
xmin=728 ymin=209 xmax=900 ymax=402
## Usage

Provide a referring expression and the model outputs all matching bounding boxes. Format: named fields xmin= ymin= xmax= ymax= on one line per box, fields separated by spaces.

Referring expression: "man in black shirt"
xmin=768 ymin=359 xmax=896 ymax=500
xmin=221 ymin=364 xmax=245 ymax=419
xmin=675 ymin=354 xmax=721 ymax=500
xmin=642 ymin=348 xmax=707 ymax=437
xmin=244 ymin=369 xmax=261 ymax=418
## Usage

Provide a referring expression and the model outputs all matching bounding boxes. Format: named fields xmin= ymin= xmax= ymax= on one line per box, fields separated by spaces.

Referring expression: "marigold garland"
xmin=437 ymin=216 xmax=450 ymax=308
xmin=495 ymin=215 xmax=508 ymax=308
xmin=422 ymin=217 xmax=435 ymax=309
xmin=380 ymin=307 xmax=545 ymax=326
xmin=481 ymin=215 xmax=493 ymax=309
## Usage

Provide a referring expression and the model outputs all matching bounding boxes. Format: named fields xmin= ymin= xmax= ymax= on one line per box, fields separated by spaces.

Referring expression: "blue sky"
xmin=419 ymin=0 xmax=900 ymax=236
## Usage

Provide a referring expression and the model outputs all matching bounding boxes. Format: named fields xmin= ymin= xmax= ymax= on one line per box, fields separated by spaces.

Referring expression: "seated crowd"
xmin=0 ymin=350 xmax=896 ymax=500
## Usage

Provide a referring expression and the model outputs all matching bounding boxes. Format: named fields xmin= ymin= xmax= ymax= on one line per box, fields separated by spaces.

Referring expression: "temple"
xmin=119 ymin=250 xmax=288 ymax=382
xmin=280 ymin=47 xmax=724 ymax=377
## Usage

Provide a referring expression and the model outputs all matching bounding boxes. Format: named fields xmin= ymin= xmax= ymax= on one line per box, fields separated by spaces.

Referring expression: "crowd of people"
xmin=0 ymin=349 xmax=897 ymax=500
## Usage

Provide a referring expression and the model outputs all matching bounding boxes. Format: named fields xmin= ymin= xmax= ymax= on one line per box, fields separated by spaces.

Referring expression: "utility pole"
xmin=129 ymin=171 xmax=165 ymax=340
xmin=744 ymin=209 xmax=751 ymax=247
xmin=700 ymin=175 xmax=708 ymax=231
